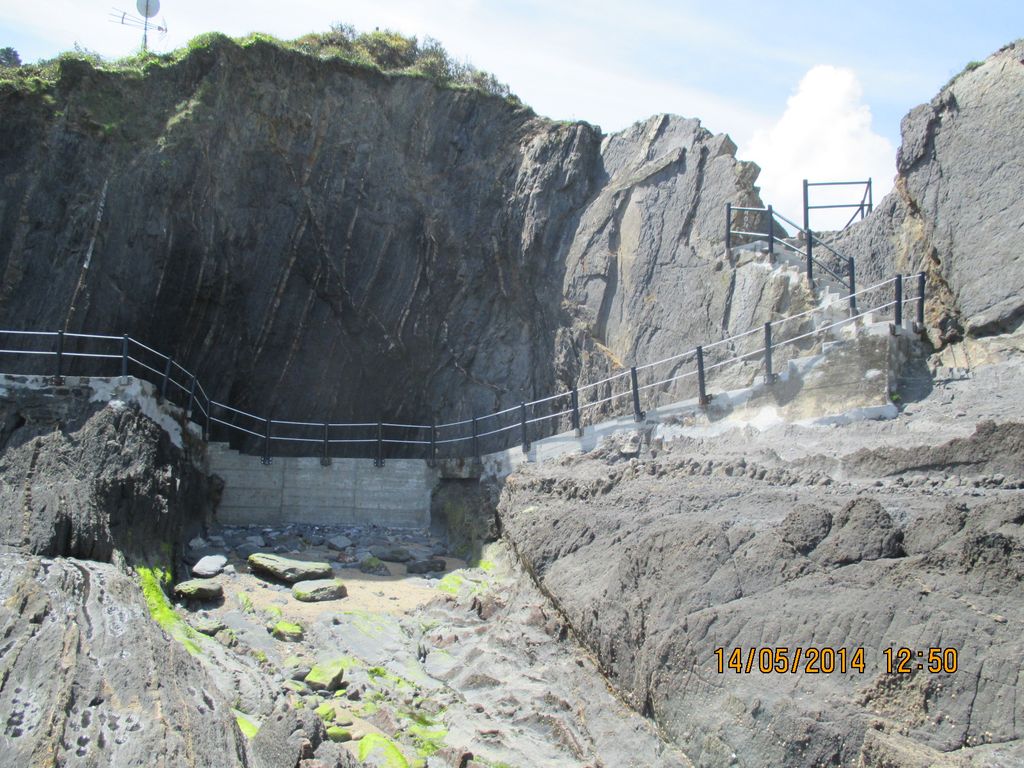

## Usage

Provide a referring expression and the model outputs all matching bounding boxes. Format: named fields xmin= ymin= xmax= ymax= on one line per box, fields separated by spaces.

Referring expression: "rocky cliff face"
xmin=836 ymin=39 xmax=1024 ymax=344
xmin=0 ymin=35 xmax=770 ymax=432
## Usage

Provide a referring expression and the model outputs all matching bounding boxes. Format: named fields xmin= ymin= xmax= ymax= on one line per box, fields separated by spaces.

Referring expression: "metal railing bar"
xmin=435 ymin=435 xmax=474 ymax=445
xmin=274 ymin=418 xmax=328 ymax=428
xmin=63 ymin=332 xmax=122 ymax=341
xmin=774 ymin=237 xmax=805 ymax=256
xmin=127 ymin=355 xmax=165 ymax=379
xmin=328 ymin=422 xmax=378 ymax=429
xmin=477 ymin=403 xmax=523 ymax=421
xmin=636 ymin=348 xmax=695 ymax=372
xmin=209 ymin=416 xmax=263 ymax=438
xmin=812 ymin=257 xmax=847 ymax=285
xmin=477 ymin=422 xmax=521 ymax=439
xmin=435 ymin=417 xmax=475 ymax=430
xmin=704 ymin=347 xmax=764 ymax=373
xmin=193 ymin=399 xmax=208 ymax=417
xmin=703 ymin=324 xmax=762 ymax=351
xmin=0 ymin=349 xmax=55 ymax=356
xmin=730 ymin=229 xmax=771 ymax=239
xmin=128 ymin=337 xmax=169 ymax=361
xmin=270 ymin=435 xmax=321 ymax=444
xmin=382 ymin=439 xmax=430 ymax=445
xmin=807 ymin=203 xmax=868 ymax=210
xmin=577 ymin=368 xmax=631 ymax=393
xmin=525 ymin=407 xmax=573 ymax=426
xmin=773 ymin=301 xmax=900 ymax=351
xmin=211 ymin=401 xmax=264 ymax=422
xmin=381 ymin=422 xmax=432 ymax=430
xmin=527 ymin=390 xmax=571 ymax=407
xmin=327 ymin=438 xmax=378 ymax=444
xmin=638 ymin=368 xmax=698 ymax=392
xmin=730 ymin=206 xmax=767 ymax=212
xmin=806 ymin=180 xmax=871 ymax=187
xmin=580 ymin=389 xmax=632 ymax=411
xmin=0 ymin=329 xmax=60 ymax=337
xmin=772 ymin=210 xmax=803 ymax=231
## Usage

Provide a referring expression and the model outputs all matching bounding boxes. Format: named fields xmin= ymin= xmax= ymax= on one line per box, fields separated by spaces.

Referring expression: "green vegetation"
xmin=436 ymin=572 xmax=465 ymax=595
xmin=326 ymin=725 xmax=352 ymax=743
xmin=945 ymin=59 xmax=986 ymax=90
xmin=0 ymin=23 xmax=519 ymax=106
xmin=315 ymin=702 xmax=336 ymax=722
xmin=271 ymin=620 xmax=304 ymax=641
xmin=357 ymin=733 xmax=409 ymax=768
xmin=236 ymin=593 xmax=255 ymax=614
xmin=135 ymin=566 xmax=204 ymax=656
xmin=232 ymin=709 xmax=259 ymax=739
xmin=0 ymin=47 xmax=20 ymax=68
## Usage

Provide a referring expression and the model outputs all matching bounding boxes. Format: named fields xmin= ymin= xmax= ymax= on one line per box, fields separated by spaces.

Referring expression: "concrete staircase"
xmin=207 ymin=442 xmax=437 ymax=529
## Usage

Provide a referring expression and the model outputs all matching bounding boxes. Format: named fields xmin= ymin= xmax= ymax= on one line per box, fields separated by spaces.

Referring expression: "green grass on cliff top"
xmin=0 ymin=24 xmax=521 ymax=106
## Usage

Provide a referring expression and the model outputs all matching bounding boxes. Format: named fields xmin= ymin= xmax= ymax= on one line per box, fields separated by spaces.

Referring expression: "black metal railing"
xmin=726 ymin=202 xmax=856 ymax=297
xmin=0 ymin=274 xmax=925 ymax=464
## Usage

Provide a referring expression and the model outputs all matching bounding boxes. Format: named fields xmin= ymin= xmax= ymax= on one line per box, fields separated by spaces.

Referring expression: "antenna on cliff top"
xmin=109 ymin=1 xmax=168 ymax=52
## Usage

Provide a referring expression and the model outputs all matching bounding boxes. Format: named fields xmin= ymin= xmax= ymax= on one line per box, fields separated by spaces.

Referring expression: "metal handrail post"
xmin=894 ymin=274 xmax=903 ymax=329
xmin=848 ymin=258 xmax=858 ymax=317
xmin=570 ymin=387 xmax=581 ymax=436
xmin=764 ymin=322 xmax=774 ymax=384
xmin=520 ymin=402 xmax=530 ymax=453
xmin=696 ymin=345 xmax=710 ymax=406
xmin=725 ymin=202 xmax=732 ymax=254
xmin=867 ymin=178 xmax=873 ymax=214
xmin=766 ymin=204 xmax=774 ymax=263
xmin=630 ymin=366 xmax=644 ymax=422
xmin=428 ymin=423 xmax=437 ymax=467
xmin=803 ymin=179 xmax=813 ymax=285
xmin=262 ymin=417 xmax=273 ymax=465
xmin=186 ymin=374 xmax=197 ymax=418
xmin=321 ymin=422 xmax=330 ymax=466
xmin=375 ymin=420 xmax=384 ymax=468
xmin=53 ymin=330 xmax=65 ymax=384
xmin=917 ymin=272 xmax=926 ymax=331
xmin=203 ymin=399 xmax=210 ymax=442
xmin=471 ymin=416 xmax=480 ymax=461
xmin=121 ymin=334 xmax=129 ymax=382
xmin=160 ymin=357 xmax=173 ymax=401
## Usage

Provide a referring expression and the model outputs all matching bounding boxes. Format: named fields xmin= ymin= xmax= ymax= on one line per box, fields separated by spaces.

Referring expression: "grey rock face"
xmin=496 ymin=426 xmax=1024 ymax=767
xmin=368 ymin=544 xmax=412 ymax=562
xmin=0 ymin=553 xmax=250 ymax=767
xmin=835 ymin=40 xmax=1024 ymax=342
xmin=0 ymin=38 xmax=769 ymax=448
xmin=0 ymin=390 xmax=213 ymax=565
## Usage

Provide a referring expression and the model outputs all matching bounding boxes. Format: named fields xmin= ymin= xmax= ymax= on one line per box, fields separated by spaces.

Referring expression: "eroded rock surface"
xmin=0 ymin=553 xmax=251 ymax=767
xmin=498 ymin=410 xmax=1024 ymax=766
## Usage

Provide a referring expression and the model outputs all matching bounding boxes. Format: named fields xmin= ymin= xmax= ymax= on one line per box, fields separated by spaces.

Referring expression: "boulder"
xmin=327 ymin=535 xmax=353 ymax=552
xmin=248 ymin=553 xmax=333 ymax=583
xmin=173 ymin=579 xmax=223 ymax=601
xmin=358 ymin=556 xmax=391 ymax=576
xmin=270 ymin=621 xmax=304 ymax=642
xmin=369 ymin=545 xmax=413 ymax=563
xmin=292 ymin=579 xmax=348 ymax=602
xmin=192 ymin=554 xmax=227 ymax=577
xmin=406 ymin=558 xmax=448 ymax=574
xmin=305 ymin=659 xmax=347 ymax=692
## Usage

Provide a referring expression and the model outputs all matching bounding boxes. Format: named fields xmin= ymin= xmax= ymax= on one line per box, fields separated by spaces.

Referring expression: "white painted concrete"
xmin=208 ymin=443 xmax=438 ymax=528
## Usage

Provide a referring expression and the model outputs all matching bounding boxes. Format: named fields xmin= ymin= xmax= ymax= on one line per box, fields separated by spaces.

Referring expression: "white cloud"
xmin=742 ymin=65 xmax=896 ymax=231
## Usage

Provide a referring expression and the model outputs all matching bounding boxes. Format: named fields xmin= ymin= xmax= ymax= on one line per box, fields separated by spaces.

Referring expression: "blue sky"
xmin=1 ymin=1 xmax=1021 ymax=224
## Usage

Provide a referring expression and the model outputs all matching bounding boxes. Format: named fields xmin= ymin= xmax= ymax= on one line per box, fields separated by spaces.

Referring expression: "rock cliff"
xmin=835 ymin=39 xmax=1024 ymax=344
xmin=0 ymin=35 xmax=771 ymax=433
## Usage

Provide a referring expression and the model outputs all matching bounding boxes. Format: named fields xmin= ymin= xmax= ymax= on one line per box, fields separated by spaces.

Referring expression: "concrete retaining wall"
xmin=208 ymin=443 xmax=438 ymax=528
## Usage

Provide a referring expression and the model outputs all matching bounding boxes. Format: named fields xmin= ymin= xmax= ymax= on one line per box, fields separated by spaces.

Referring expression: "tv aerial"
xmin=109 ymin=0 xmax=168 ymax=52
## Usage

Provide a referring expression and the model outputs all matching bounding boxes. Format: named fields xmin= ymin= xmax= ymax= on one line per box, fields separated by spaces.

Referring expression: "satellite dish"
xmin=136 ymin=0 xmax=160 ymax=18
